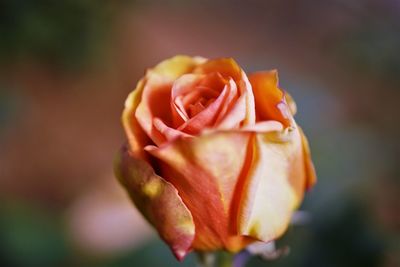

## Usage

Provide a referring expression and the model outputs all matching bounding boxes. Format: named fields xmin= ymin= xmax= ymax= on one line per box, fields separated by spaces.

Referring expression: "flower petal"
xmin=216 ymin=92 xmax=247 ymax=129
xmin=151 ymin=55 xmax=207 ymax=80
xmin=214 ymin=78 xmax=239 ymax=124
xmin=135 ymin=74 xmax=172 ymax=145
xmin=178 ymin=81 xmax=230 ymax=134
xmin=170 ymin=73 xmax=225 ymax=128
xmin=153 ymin=117 xmax=192 ymax=141
xmin=237 ymin=124 xmax=309 ymax=242
xmin=146 ymin=132 xmax=254 ymax=251
xmin=249 ymin=70 xmax=293 ymax=127
xmin=240 ymin=120 xmax=284 ymax=133
xmin=240 ymin=71 xmax=256 ymax=126
xmin=171 ymin=74 xmax=204 ymax=126
xmin=135 ymin=56 xmax=206 ymax=146
xmin=122 ymin=79 xmax=151 ymax=159
xmin=194 ymin=58 xmax=242 ymax=81
xmin=285 ymin=91 xmax=297 ymax=115
xmin=194 ymin=58 xmax=256 ymax=126
xmin=299 ymin=128 xmax=317 ymax=189
xmin=114 ymin=145 xmax=195 ymax=260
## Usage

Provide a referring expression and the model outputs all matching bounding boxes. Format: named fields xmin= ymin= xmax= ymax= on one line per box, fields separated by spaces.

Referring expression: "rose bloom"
xmin=115 ymin=55 xmax=316 ymax=260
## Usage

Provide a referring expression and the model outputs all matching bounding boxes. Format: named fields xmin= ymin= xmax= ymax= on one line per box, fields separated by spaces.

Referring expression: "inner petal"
xmin=178 ymin=84 xmax=230 ymax=134
xmin=181 ymin=86 xmax=220 ymax=110
xmin=171 ymin=74 xmax=205 ymax=127
xmin=171 ymin=72 xmax=228 ymax=130
xmin=188 ymin=101 xmax=206 ymax=117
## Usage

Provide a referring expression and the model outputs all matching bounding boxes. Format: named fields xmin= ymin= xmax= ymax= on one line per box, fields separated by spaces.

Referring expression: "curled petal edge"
xmin=299 ymin=128 xmax=317 ymax=190
xmin=237 ymin=124 xmax=314 ymax=243
xmin=249 ymin=70 xmax=293 ymax=127
xmin=114 ymin=145 xmax=195 ymax=260
xmin=122 ymin=79 xmax=150 ymax=159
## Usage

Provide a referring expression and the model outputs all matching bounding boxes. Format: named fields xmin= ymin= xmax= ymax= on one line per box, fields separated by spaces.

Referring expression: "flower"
xmin=114 ymin=55 xmax=316 ymax=260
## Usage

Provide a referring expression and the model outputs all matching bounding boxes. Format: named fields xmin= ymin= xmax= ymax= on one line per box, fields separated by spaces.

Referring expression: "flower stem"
xmin=196 ymin=252 xmax=216 ymax=267
xmin=196 ymin=252 xmax=235 ymax=267
xmin=219 ymin=252 xmax=235 ymax=267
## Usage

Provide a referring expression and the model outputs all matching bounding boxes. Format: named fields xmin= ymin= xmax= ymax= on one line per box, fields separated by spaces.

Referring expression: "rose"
xmin=114 ymin=55 xmax=316 ymax=260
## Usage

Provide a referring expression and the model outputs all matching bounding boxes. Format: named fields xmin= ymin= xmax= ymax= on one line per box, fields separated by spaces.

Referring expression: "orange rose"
xmin=114 ymin=55 xmax=316 ymax=260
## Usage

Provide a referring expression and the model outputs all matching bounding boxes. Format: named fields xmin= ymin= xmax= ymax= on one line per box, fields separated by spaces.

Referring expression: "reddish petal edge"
xmin=299 ymin=127 xmax=317 ymax=190
xmin=114 ymin=145 xmax=195 ymax=260
xmin=249 ymin=70 xmax=293 ymax=127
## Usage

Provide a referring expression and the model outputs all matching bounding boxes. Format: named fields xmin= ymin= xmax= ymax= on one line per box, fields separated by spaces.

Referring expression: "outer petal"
xmin=249 ymin=70 xmax=293 ymax=127
xmin=151 ymin=55 xmax=207 ymax=80
xmin=299 ymin=128 xmax=317 ymax=189
xmin=237 ymin=124 xmax=310 ymax=242
xmin=122 ymin=79 xmax=151 ymax=159
xmin=114 ymin=145 xmax=195 ymax=260
xmin=145 ymin=132 xmax=254 ymax=252
xmin=193 ymin=58 xmax=242 ymax=81
xmin=135 ymin=74 xmax=174 ymax=145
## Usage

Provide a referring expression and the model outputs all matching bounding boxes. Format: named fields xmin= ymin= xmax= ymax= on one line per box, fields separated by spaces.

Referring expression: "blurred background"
xmin=0 ymin=0 xmax=399 ymax=266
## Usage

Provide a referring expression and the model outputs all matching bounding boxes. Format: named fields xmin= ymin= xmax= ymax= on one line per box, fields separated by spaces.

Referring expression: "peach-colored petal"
xmin=204 ymin=121 xmax=283 ymax=135
xmin=152 ymin=55 xmax=207 ymax=80
xmin=240 ymin=120 xmax=284 ymax=133
xmin=299 ymin=128 xmax=317 ymax=189
xmin=194 ymin=58 xmax=256 ymax=127
xmin=239 ymin=71 xmax=256 ymax=126
xmin=135 ymin=56 xmax=207 ymax=145
xmin=214 ymin=78 xmax=239 ymax=123
xmin=153 ymin=117 xmax=192 ymax=142
xmin=216 ymin=72 xmax=256 ymax=128
xmin=169 ymin=72 xmax=225 ymax=128
xmin=249 ymin=70 xmax=293 ymax=127
xmin=285 ymin=91 xmax=297 ymax=115
xmin=178 ymin=83 xmax=230 ymax=134
xmin=216 ymin=91 xmax=247 ymax=129
xmin=122 ymin=79 xmax=151 ymax=159
xmin=114 ymin=145 xmax=195 ymax=260
xmin=136 ymin=74 xmax=172 ymax=145
xmin=194 ymin=58 xmax=242 ymax=81
xmin=171 ymin=73 xmax=222 ymax=101
xmin=237 ymin=124 xmax=309 ymax=242
xmin=171 ymin=74 xmax=203 ymax=126
xmin=145 ymin=132 xmax=254 ymax=251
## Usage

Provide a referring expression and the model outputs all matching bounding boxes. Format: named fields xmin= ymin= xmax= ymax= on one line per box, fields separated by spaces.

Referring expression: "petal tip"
xmin=173 ymin=248 xmax=190 ymax=261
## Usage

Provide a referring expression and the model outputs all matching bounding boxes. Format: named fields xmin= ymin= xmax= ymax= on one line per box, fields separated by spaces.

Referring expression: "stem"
xmin=196 ymin=252 xmax=216 ymax=267
xmin=219 ymin=252 xmax=235 ymax=267
xmin=196 ymin=252 xmax=235 ymax=267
